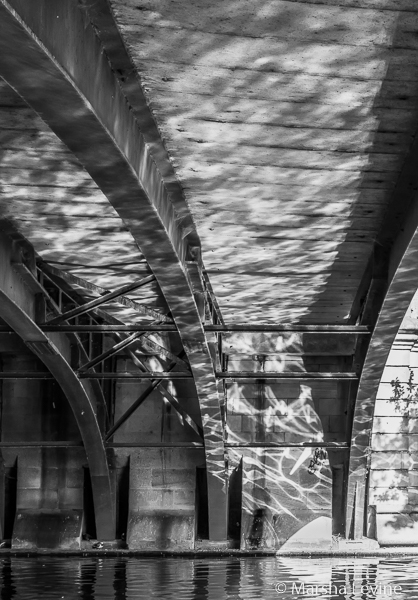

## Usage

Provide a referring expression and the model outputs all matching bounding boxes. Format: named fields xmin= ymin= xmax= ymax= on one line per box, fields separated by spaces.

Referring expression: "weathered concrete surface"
xmin=346 ymin=204 xmax=418 ymax=537
xmin=111 ymin=0 xmax=418 ymax=324
xmin=113 ymin=358 xmax=202 ymax=444
xmin=227 ymin=380 xmax=347 ymax=445
xmin=239 ymin=448 xmax=332 ymax=550
xmin=12 ymin=510 xmax=83 ymax=550
xmin=367 ymin=293 xmax=418 ymax=544
xmin=127 ymin=449 xmax=202 ymax=550
xmin=11 ymin=448 xmax=84 ymax=549
xmin=1 ymin=356 xmax=86 ymax=549
xmin=0 ymin=79 xmax=164 ymax=317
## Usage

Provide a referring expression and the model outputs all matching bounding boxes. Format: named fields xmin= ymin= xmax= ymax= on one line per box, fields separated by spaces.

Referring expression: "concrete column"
xmin=1 ymin=356 xmax=43 ymax=443
xmin=127 ymin=448 xmax=203 ymax=550
xmin=240 ymin=447 xmax=332 ymax=551
xmin=226 ymin=374 xmax=333 ymax=551
xmin=1 ymin=355 xmax=85 ymax=548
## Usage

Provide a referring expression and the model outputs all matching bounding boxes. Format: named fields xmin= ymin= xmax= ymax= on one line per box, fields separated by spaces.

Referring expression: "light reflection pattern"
xmin=3 ymin=556 xmax=418 ymax=600
xmin=225 ymin=331 xmax=339 ymax=549
xmin=368 ymin=292 xmax=418 ymax=544
xmin=109 ymin=0 xmax=418 ymax=325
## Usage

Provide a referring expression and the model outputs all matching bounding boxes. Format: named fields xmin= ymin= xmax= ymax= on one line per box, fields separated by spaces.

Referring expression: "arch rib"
xmin=0 ymin=0 xmax=227 ymax=539
xmin=346 ymin=200 xmax=418 ymax=538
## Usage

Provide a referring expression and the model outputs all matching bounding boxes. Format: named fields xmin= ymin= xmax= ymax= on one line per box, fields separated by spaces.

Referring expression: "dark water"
xmin=0 ymin=556 xmax=418 ymax=599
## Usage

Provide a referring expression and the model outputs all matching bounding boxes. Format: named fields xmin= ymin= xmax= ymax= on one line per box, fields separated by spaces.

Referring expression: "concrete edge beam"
xmin=0 ymin=0 xmax=227 ymax=540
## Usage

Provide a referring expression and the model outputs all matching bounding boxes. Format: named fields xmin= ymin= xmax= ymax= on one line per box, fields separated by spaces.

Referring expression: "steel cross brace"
xmin=104 ymin=358 xmax=202 ymax=441
xmin=39 ymin=262 xmax=172 ymax=323
xmin=119 ymin=347 xmax=202 ymax=439
xmin=46 ymin=275 xmax=156 ymax=325
xmin=37 ymin=264 xmax=200 ymax=438
xmin=37 ymin=264 xmax=189 ymax=369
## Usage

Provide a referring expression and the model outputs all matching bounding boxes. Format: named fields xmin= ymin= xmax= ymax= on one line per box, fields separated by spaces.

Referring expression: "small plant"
xmin=308 ymin=448 xmax=327 ymax=475
xmin=390 ymin=369 xmax=418 ymax=414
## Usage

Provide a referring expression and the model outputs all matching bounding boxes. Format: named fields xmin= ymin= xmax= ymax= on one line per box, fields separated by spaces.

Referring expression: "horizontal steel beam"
xmin=78 ymin=332 xmax=143 ymax=371
xmin=46 ymin=275 xmax=156 ymax=325
xmin=0 ymin=324 xmax=372 ymax=334
xmin=0 ymin=372 xmax=193 ymax=379
xmin=39 ymin=263 xmax=172 ymax=323
xmin=107 ymin=443 xmax=204 ymax=447
xmin=217 ymin=372 xmax=358 ymax=380
xmin=225 ymin=442 xmax=349 ymax=448
xmin=0 ymin=441 xmax=83 ymax=447
xmin=397 ymin=329 xmax=418 ymax=335
xmin=207 ymin=325 xmax=371 ymax=333
xmin=0 ymin=441 xmax=347 ymax=448
xmin=0 ymin=371 xmax=356 ymax=380
xmin=78 ymin=372 xmax=192 ymax=379
xmin=224 ymin=379 xmax=357 ymax=384
xmin=39 ymin=325 xmax=177 ymax=332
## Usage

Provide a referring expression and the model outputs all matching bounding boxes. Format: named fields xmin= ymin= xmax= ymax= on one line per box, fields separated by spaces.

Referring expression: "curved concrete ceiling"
xmin=108 ymin=0 xmax=418 ymax=323
xmin=0 ymin=81 xmax=168 ymax=320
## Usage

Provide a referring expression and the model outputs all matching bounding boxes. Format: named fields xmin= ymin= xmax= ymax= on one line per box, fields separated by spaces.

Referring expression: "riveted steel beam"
xmin=46 ymin=275 xmax=156 ymax=325
xmin=0 ymin=324 xmax=372 ymax=334
xmin=77 ymin=332 xmax=144 ymax=371
xmin=206 ymin=325 xmax=371 ymax=334
xmin=217 ymin=372 xmax=358 ymax=380
xmin=35 ymin=269 xmax=199 ymax=440
xmin=14 ymin=260 xmax=111 ymax=429
xmin=36 ymin=266 xmax=189 ymax=370
xmin=0 ymin=372 xmax=193 ymax=379
xmin=39 ymin=262 xmax=172 ymax=323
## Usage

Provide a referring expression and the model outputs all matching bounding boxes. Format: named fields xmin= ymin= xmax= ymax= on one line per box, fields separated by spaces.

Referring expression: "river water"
xmin=0 ymin=556 xmax=418 ymax=599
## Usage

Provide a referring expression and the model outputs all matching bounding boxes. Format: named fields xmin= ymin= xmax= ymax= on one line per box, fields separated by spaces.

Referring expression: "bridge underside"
xmin=0 ymin=0 xmax=417 ymax=551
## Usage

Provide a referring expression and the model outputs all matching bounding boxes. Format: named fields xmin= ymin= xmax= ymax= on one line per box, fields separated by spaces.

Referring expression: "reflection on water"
xmin=1 ymin=557 xmax=418 ymax=599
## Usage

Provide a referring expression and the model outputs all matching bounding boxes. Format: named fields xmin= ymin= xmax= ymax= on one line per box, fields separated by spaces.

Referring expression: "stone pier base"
xmin=127 ymin=449 xmax=199 ymax=550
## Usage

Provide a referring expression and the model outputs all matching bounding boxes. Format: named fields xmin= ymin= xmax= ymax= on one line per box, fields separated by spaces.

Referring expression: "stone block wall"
xmin=15 ymin=448 xmax=84 ymax=512
xmin=224 ymin=337 xmax=351 ymax=549
xmin=369 ymin=333 xmax=418 ymax=544
xmin=222 ymin=327 xmax=356 ymax=548
xmin=226 ymin=379 xmax=348 ymax=444
xmin=127 ymin=448 xmax=204 ymax=550
xmin=226 ymin=364 xmax=344 ymax=549
xmin=0 ymin=355 xmax=86 ymax=548
xmin=0 ymin=334 xmax=351 ymax=549
xmin=239 ymin=448 xmax=332 ymax=550
xmin=113 ymin=357 xmax=202 ymax=444
xmin=11 ymin=448 xmax=85 ymax=549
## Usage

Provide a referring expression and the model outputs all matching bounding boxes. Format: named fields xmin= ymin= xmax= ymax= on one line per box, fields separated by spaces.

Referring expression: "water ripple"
xmin=1 ymin=557 xmax=418 ymax=600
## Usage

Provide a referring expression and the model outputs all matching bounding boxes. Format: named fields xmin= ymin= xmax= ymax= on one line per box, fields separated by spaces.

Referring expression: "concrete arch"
xmin=366 ymin=303 xmax=418 ymax=545
xmin=346 ymin=201 xmax=418 ymax=538
xmin=0 ymin=232 xmax=115 ymax=540
xmin=0 ymin=0 xmax=226 ymax=539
